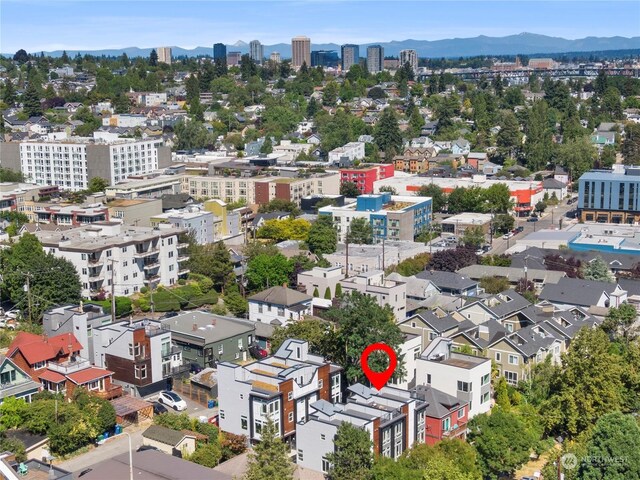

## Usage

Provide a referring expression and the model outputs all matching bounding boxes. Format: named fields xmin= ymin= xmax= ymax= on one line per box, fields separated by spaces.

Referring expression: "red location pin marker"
xmin=360 ymin=343 xmax=397 ymax=390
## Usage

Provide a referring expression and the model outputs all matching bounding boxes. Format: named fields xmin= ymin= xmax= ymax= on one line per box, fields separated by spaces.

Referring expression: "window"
xmin=220 ymin=410 xmax=225 ymax=419
xmin=33 ymin=361 xmax=46 ymax=370
xmin=322 ymin=458 xmax=330 ymax=473
xmin=218 ymin=344 xmax=224 ymax=355
xmin=382 ymin=428 xmax=391 ymax=457
xmin=319 ymin=379 xmax=324 ymax=388
xmin=505 ymin=371 xmax=518 ymax=385
xmin=128 ymin=343 xmax=133 ymax=356
xmin=288 ymin=412 xmax=294 ymax=423
xmin=416 ymin=410 xmax=425 ymax=443
xmin=258 ymin=304 xmax=263 ymax=313
xmin=241 ymin=416 xmax=248 ymax=430
xmin=442 ymin=417 xmax=451 ymax=431
xmin=426 ymin=374 xmax=431 ymax=385
xmin=457 ymin=381 xmax=471 ymax=392
xmin=320 ymin=434 xmax=325 ymax=440
xmin=457 ymin=407 xmax=465 ymax=419
xmin=495 ymin=352 xmax=502 ymax=362
xmin=1 ymin=370 xmax=16 ymax=384
xmin=298 ymin=450 xmax=304 ymax=461
xmin=505 ymin=323 xmax=514 ymax=332
xmin=481 ymin=373 xmax=490 ymax=386
xmin=288 ymin=392 xmax=293 ymax=401
xmin=394 ymin=423 xmax=403 ymax=457
xmin=134 ymin=365 xmax=147 ymax=379
xmin=481 ymin=391 xmax=490 ymax=404
xmin=508 ymin=354 xmax=519 ymax=365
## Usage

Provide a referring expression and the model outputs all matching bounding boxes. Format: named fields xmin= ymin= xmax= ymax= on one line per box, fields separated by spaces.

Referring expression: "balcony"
xmin=134 ymin=247 xmax=159 ymax=259
xmin=177 ymin=255 xmax=189 ymax=263
xmin=178 ymin=269 xmax=190 ymax=276
xmin=47 ymin=357 xmax=92 ymax=375
xmin=144 ymin=275 xmax=161 ymax=284
xmin=88 ymin=256 xmax=103 ymax=265
xmin=177 ymin=242 xmax=189 ymax=250
xmin=143 ymin=260 xmax=160 ymax=271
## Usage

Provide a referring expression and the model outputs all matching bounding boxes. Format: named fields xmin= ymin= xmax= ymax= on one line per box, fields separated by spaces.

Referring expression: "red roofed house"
xmin=7 ymin=332 xmax=121 ymax=400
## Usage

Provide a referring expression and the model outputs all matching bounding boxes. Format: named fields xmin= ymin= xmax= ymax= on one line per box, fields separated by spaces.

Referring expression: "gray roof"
xmin=80 ymin=449 xmax=232 ymax=480
xmin=618 ymin=278 xmax=640 ymax=296
xmin=512 ymin=247 xmax=640 ymax=272
xmin=487 ymin=290 xmax=531 ymax=318
xmin=252 ymin=211 xmax=290 ymax=226
xmin=142 ymin=425 xmax=194 ymax=446
xmin=248 ymin=286 xmax=312 ymax=306
xmin=413 ymin=385 xmax=462 ymax=418
xmin=415 ymin=270 xmax=478 ymax=292
xmin=408 ymin=311 xmax=459 ymax=333
xmin=161 ymin=311 xmax=254 ymax=343
xmin=457 ymin=265 xmax=566 ymax=285
xmin=506 ymin=324 xmax=559 ymax=357
xmin=539 ymin=277 xmax=621 ymax=307
xmin=543 ymin=178 xmax=567 ymax=189
xmin=454 ymin=319 xmax=508 ymax=349
xmin=387 ymin=272 xmax=439 ymax=299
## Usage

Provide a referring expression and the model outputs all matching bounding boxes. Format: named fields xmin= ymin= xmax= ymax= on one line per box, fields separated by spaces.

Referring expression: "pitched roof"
xmin=486 ymin=290 xmax=531 ymax=318
xmin=8 ymin=332 xmax=82 ymax=365
xmin=415 ymin=270 xmax=478 ymax=291
xmin=413 ymin=385 xmax=463 ymax=418
xmin=143 ymin=425 xmax=195 ymax=447
xmin=248 ymin=286 xmax=312 ymax=306
xmin=543 ymin=178 xmax=567 ymax=189
xmin=66 ymin=367 xmax=112 ymax=384
xmin=539 ymin=277 xmax=621 ymax=307
xmin=38 ymin=369 xmax=66 ymax=383
xmin=409 ymin=311 xmax=459 ymax=333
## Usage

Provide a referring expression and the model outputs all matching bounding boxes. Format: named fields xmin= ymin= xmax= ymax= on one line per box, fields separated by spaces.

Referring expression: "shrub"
xmin=140 ymin=286 xmax=149 ymax=294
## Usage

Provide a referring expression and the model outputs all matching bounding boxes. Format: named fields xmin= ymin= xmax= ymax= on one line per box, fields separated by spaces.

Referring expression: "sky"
xmin=1 ymin=0 xmax=638 ymax=53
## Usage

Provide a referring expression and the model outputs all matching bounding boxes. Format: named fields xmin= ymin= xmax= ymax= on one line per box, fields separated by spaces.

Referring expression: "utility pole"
xmin=381 ymin=237 xmax=385 ymax=272
xmin=150 ymin=280 xmax=155 ymax=318
xmin=108 ymin=259 xmax=118 ymax=323
xmin=25 ymin=272 xmax=33 ymax=323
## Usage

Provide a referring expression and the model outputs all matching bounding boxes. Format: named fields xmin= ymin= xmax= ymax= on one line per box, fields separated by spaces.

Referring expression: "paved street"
xmin=57 ymin=394 xmax=218 ymax=474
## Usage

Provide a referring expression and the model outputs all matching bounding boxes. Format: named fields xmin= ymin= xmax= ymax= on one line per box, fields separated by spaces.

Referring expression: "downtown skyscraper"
xmin=341 ymin=44 xmax=360 ymax=71
xmin=291 ymin=36 xmax=311 ymax=69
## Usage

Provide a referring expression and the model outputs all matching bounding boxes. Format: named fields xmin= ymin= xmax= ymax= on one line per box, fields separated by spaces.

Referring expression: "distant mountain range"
xmin=7 ymin=33 xmax=640 ymax=59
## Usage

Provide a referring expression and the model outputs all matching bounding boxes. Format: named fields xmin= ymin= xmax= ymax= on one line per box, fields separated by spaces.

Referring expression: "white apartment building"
xmin=11 ymin=136 xmax=170 ymax=191
xmin=415 ymin=337 xmax=492 ymax=418
xmin=328 ymin=142 xmax=365 ymax=164
xmin=247 ymin=286 xmax=312 ymax=327
xmin=150 ymin=207 xmax=215 ymax=245
xmin=33 ymin=221 xmax=189 ymax=298
xmin=339 ymin=270 xmax=407 ymax=321
xmin=297 ymin=265 xmax=345 ymax=298
xmin=217 ymin=339 xmax=343 ymax=443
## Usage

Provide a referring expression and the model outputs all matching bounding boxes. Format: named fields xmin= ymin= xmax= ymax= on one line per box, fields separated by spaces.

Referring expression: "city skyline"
xmin=1 ymin=0 xmax=638 ymax=53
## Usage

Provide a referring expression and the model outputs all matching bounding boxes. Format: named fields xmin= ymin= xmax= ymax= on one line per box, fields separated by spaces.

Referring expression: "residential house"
xmin=338 ymin=270 xmax=407 ymax=321
xmin=217 ymin=339 xmax=343 ymax=444
xmin=161 ymin=311 xmax=261 ymax=369
xmin=7 ymin=332 xmax=121 ymax=399
xmin=0 ymin=357 xmax=40 ymax=404
xmin=297 ymin=265 xmax=345 ymax=298
xmin=386 ymin=273 xmax=440 ymax=301
xmin=248 ymin=286 xmax=312 ymax=327
xmin=399 ymin=311 xmax=460 ymax=350
xmin=142 ymin=425 xmax=197 ymax=457
xmin=451 ymin=138 xmax=470 ymax=155
xmin=415 ymin=270 xmax=478 ymax=297
xmin=457 ymin=265 xmax=566 ymax=294
xmin=543 ymin=178 xmax=568 ymax=201
xmin=415 ymin=337 xmax=491 ymax=417
xmin=539 ymin=277 xmax=627 ymax=309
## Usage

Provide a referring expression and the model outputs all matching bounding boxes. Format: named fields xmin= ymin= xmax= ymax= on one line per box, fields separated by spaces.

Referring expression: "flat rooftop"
xmin=375 ymin=175 xmax=541 ymax=191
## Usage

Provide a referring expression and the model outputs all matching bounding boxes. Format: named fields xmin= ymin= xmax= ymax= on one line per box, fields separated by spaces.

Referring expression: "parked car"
xmin=0 ymin=318 xmax=20 ymax=330
xmin=152 ymin=401 xmax=168 ymax=415
xmin=475 ymin=249 xmax=484 ymax=256
xmin=502 ymin=232 xmax=513 ymax=240
xmin=527 ymin=216 xmax=539 ymax=222
xmin=190 ymin=362 xmax=203 ymax=374
xmin=157 ymin=391 xmax=187 ymax=411
xmin=515 ymin=226 xmax=524 ymax=233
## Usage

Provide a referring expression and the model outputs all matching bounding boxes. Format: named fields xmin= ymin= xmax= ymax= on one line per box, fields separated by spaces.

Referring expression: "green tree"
xmin=468 ymin=407 xmax=539 ymax=479
xmin=174 ymin=120 xmax=213 ymax=150
xmin=326 ymin=422 xmax=373 ymax=480
xmin=581 ymin=256 xmax=614 ymax=282
xmin=417 ymin=184 xmax=446 ymax=212
xmin=187 ymin=241 xmax=235 ymax=292
xmin=492 ymin=214 xmax=515 ymax=234
xmin=602 ymin=302 xmax=638 ymax=341
xmin=579 ymin=412 xmax=640 ymax=480
xmin=13 ymin=49 xmax=29 ymax=64
xmin=257 ymin=218 xmax=311 ymax=242
xmin=2 ymin=78 xmax=16 ymax=106
xmin=558 ymin=136 xmax=598 ymax=181
xmin=257 ymin=198 xmax=300 ymax=215
xmin=324 ymin=287 xmax=332 ymax=299
xmin=541 ymin=328 xmax=624 ymax=437
xmin=189 ymin=443 xmax=222 ymax=468
xmin=622 ymin=123 xmax=640 ymax=165
xmin=323 ymin=81 xmax=339 ymax=107
xmin=260 ymin=136 xmax=273 ymax=154
xmin=340 ymin=181 xmax=361 ymax=197
xmin=600 ymin=144 xmax=617 ymax=168
xmin=87 ymin=177 xmax=109 ymax=193
xmin=185 ymin=74 xmax=200 ymax=105
xmin=325 ymin=291 xmax=405 ymax=384
xmin=524 ymin=100 xmax=553 ymax=171
xmin=480 ymin=276 xmax=510 ymax=295
xmin=224 ymin=283 xmax=248 ymax=316
xmin=600 ymin=86 xmax=623 ymax=119
xmin=496 ymin=111 xmax=522 ymax=157
xmin=244 ymin=416 xmax=294 ymax=480
xmin=149 ymin=49 xmax=158 ymax=67
xmin=495 ymin=376 xmax=511 ymax=408
xmin=22 ymin=81 xmax=42 ymax=117
xmin=461 ymin=226 xmax=485 ymax=248
xmin=270 ymin=318 xmax=334 ymax=354
xmin=308 ymin=215 xmax=338 ymax=255
xmin=374 ymin=107 xmax=403 ymax=157
xmin=246 ymin=253 xmax=293 ymax=291
xmin=483 ymin=183 xmax=512 ymax=213
xmin=346 ymin=218 xmax=373 ymax=245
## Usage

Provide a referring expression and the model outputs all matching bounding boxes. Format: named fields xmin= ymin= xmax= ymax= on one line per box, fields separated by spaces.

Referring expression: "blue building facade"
xmin=213 ymin=43 xmax=227 ymax=61
xmin=578 ymin=166 xmax=640 ymax=223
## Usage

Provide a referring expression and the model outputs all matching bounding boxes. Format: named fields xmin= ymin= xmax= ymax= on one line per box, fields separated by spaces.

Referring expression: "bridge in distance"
xmin=418 ymin=67 xmax=640 ymax=81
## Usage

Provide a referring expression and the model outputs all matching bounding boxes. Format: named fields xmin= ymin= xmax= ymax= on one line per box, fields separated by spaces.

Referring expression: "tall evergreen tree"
xmin=326 ymin=422 xmax=373 ymax=480
xmin=244 ymin=416 xmax=294 ymax=480
xmin=374 ymin=107 xmax=402 ymax=157
xmin=2 ymin=78 xmax=16 ymax=106
xmin=149 ymin=49 xmax=158 ymax=67
xmin=22 ymin=81 xmax=43 ymax=117
xmin=524 ymin=100 xmax=552 ymax=171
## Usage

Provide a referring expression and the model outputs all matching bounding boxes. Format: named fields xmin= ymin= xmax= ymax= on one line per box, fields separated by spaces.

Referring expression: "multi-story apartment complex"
xmin=106 ymin=198 xmax=163 ymax=227
xmin=150 ymin=206 xmax=215 ymax=245
xmin=328 ymin=142 xmax=366 ymax=164
xmin=341 ymin=44 xmax=360 ymax=71
xmin=319 ymin=193 xmax=432 ymax=242
xmin=0 ymin=182 xmax=58 ymax=213
xmin=415 ymin=337 xmax=491 ymax=418
xmin=249 ymin=40 xmax=264 ymax=64
xmin=340 ymin=164 xmax=394 ymax=194
xmin=578 ymin=165 xmax=640 ymax=223
xmin=156 ymin=47 xmax=172 ymax=65
xmin=376 ymin=174 xmax=544 ymax=217
xmin=1 ymin=137 xmax=171 ymax=192
xmin=25 ymin=203 xmax=109 ymax=226
xmin=218 ymin=339 xmax=343 ymax=444
xmin=291 ymin=36 xmax=311 ymax=69
xmin=93 ymin=319 xmax=182 ymax=390
xmin=296 ymin=383 xmax=469 ymax=473
xmin=32 ymin=221 xmax=189 ymax=298
xmin=105 ymin=175 xmax=183 ymax=199
xmin=366 ymin=45 xmax=384 ymax=73
xmin=270 ymin=52 xmax=281 ymax=64
xmin=213 ymin=43 xmax=227 ymax=61
xmin=227 ymin=51 xmax=242 ymax=66
xmin=310 ymin=50 xmax=339 ymax=68
xmin=399 ymin=49 xmax=418 ymax=74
